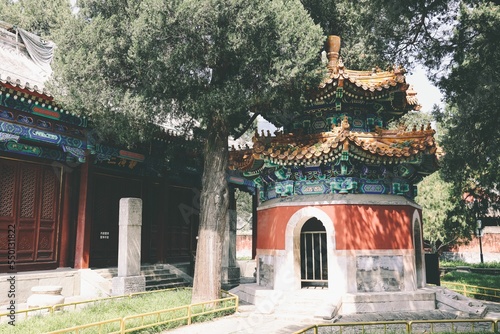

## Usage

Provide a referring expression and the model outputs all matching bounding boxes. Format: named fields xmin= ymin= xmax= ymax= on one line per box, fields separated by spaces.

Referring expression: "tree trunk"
xmin=191 ymin=116 xmax=229 ymax=304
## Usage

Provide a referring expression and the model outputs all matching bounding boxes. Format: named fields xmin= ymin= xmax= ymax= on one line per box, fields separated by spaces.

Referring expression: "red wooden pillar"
xmin=74 ymin=158 xmax=92 ymax=268
xmin=251 ymin=192 xmax=258 ymax=260
xmin=58 ymin=170 xmax=72 ymax=267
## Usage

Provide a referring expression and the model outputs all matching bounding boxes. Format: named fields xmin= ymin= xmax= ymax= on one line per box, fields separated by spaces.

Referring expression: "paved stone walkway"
xmin=164 ymin=301 xmax=500 ymax=334
xmin=163 ymin=303 xmax=316 ymax=334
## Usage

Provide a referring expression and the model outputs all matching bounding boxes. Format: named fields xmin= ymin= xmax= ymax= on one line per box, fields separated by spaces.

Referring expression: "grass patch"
xmin=440 ymin=260 xmax=500 ymax=269
xmin=0 ymin=288 xmax=235 ymax=334
xmin=442 ymin=271 xmax=500 ymax=302
xmin=442 ymin=271 xmax=500 ymax=290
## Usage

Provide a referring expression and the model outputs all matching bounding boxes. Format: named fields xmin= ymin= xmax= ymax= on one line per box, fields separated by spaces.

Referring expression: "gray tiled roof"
xmin=0 ymin=25 xmax=52 ymax=96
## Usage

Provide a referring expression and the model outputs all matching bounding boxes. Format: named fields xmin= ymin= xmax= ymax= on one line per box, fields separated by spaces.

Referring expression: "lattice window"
xmin=38 ymin=234 xmax=51 ymax=250
xmin=41 ymin=168 xmax=58 ymax=220
xmin=0 ymin=163 xmax=15 ymax=217
xmin=20 ymin=166 xmax=37 ymax=218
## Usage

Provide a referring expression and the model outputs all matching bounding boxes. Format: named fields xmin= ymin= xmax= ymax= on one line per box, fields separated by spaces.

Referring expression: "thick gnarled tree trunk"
xmin=192 ymin=116 xmax=229 ymax=304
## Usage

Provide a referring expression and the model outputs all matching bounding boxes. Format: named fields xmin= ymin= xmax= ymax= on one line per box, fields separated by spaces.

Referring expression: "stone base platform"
xmin=231 ymin=283 xmax=340 ymax=320
xmin=232 ymin=284 xmax=438 ymax=319
xmin=0 ymin=268 xmax=80 ymax=305
xmin=112 ymin=275 xmax=146 ymax=295
xmin=340 ymin=288 xmax=436 ymax=314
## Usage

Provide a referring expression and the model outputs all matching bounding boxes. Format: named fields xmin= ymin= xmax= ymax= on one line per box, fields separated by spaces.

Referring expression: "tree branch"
xmin=233 ymin=111 xmax=260 ymax=140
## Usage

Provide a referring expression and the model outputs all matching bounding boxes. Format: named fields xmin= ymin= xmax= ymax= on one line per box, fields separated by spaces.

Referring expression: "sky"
xmin=407 ymin=66 xmax=444 ymax=113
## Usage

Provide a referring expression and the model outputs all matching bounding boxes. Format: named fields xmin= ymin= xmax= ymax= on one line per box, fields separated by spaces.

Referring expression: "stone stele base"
xmin=340 ymin=289 xmax=436 ymax=314
xmin=112 ymin=276 xmax=146 ymax=296
xmin=27 ymin=285 xmax=65 ymax=308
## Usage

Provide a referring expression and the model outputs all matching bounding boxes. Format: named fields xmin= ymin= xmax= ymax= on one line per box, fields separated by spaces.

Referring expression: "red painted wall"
xmin=450 ymin=233 xmax=500 ymax=253
xmin=257 ymin=204 xmax=414 ymax=251
xmin=236 ymin=235 xmax=253 ymax=254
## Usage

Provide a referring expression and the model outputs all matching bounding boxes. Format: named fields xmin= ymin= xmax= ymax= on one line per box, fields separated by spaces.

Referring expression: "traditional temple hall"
xmin=229 ymin=36 xmax=440 ymax=314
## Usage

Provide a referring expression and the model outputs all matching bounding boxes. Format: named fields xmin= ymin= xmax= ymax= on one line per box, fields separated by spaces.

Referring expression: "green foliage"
xmin=437 ymin=2 xmax=500 ymax=215
xmin=416 ymin=172 xmax=470 ymax=253
xmin=0 ymin=0 xmax=73 ymax=38
xmin=235 ymin=188 xmax=253 ymax=232
xmin=440 ymin=259 xmax=470 ymax=267
xmin=50 ymin=0 xmax=325 ymax=145
xmin=387 ymin=110 xmax=435 ymax=131
xmin=49 ymin=0 xmax=325 ymax=301
xmin=441 ymin=260 xmax=500 ymax=269
xmin=301 ymin=0 xmax=456 ymax=70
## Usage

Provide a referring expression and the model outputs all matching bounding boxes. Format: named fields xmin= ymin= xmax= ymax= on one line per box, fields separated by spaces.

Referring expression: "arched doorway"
xmin=300 ymin=218 xmax=328 ymax=288
xmin=281 ymin=207 xmax=340 ymax=292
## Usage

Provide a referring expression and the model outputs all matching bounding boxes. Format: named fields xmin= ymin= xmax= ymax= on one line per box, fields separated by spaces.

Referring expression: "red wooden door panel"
xmin=0 ymin=159 xmax=61 ymax=272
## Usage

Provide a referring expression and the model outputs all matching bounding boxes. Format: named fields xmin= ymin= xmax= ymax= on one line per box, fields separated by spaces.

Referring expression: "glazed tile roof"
xmin=229 ymin=117 xmax=437 ymax=171
xmin=311 ymin=36 xmax=420 ymax=110
xmin=312 ymin=63 xmax=420 ymax=109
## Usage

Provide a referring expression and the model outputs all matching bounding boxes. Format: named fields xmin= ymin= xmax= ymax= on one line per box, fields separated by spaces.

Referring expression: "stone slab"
xmin=340 ymin=289 xmax=436 ymax=314
xmin=111 ymin=276 xmax=145 ymax=296
xmin=118 ymin=198 xmax=143 ymax=277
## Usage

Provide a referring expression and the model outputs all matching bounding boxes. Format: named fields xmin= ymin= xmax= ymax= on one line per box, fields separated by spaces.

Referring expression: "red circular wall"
xmin=257 ymin=204 xmax=415 ymax=250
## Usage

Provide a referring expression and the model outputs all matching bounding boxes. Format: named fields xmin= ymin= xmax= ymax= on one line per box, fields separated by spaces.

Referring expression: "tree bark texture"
xmin=192 ymin=115 xmax=229 ymax=304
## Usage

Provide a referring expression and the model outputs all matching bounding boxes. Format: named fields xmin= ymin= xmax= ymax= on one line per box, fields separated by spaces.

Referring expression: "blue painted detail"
xmin=0 ymin=120 xmax=85 ymax=148
xmin=275 ymin=180 xmax=294 ymax=197
xmin=0 ymin=141 xmax=65 ymax=161
xmin=30 ymin=128 xmax=62 ymax=144
xmin=37 ymin=119 xmax=52 ymax=129
xmin=17 ymin=114 xmax=34 ymax=125
xmin=63 ymin=145 xmax=86 ymax=163
xmin=295 ymin=180 xmax=329 ymax=195
xmin=0 ymin=109 xmax=14 ymax=121
xmin=0 ymin=95 xmax=87 ymax=127
xmin=360 ymin=181 xmax=386 ymax=194
xmin=330 ymin=177 xmax=358 ymax=194
xmin=267 ymin=185 xmax=277 ymax=200
xmin=0 ymin=131 xmax=19 ymax=142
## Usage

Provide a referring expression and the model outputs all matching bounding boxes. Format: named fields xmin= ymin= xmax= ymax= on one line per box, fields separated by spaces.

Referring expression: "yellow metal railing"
xmin=441 ymin=281 xmax=500 ymax=302
xmin=46 ymin=318 xmax=123 ymax=334
xmin=41 ymin=289 xmax=238 ymax=334
xmin=0 ymin=287 xmax=185 ymax=323
xmin=295 ymin=319 xmax=499 ymax=334
xmin=120 ymin=291 xmax=238 ymax=333
xmin=0 ymin=305 xmax=53 ymax=323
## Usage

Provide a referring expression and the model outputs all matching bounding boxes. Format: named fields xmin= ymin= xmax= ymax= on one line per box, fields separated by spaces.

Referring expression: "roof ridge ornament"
xmin=326 ymin=35 xmax=341 ymax=74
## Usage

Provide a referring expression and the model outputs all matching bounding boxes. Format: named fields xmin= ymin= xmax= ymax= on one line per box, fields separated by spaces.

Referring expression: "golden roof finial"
xmin=326 ymin=35 xmax=341 ymax=73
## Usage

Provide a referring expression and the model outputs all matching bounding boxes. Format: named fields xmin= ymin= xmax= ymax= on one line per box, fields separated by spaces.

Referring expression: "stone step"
xmin=146 ymin=281 xmax=188 ymax=291
xmin=144 ymin=273 xmax=178 ymax=281
xmin=93 ymin=264 xmax=190 ymax=294
xmin=146 ymin=277 xmax=184 ymax=286
xmin=93 ymin=268 xmax=175 ymax=279
xmin=433 ymin=287 xmax=488 ymax=318
xmin=274 ymin=298 xmax=338 ymax=321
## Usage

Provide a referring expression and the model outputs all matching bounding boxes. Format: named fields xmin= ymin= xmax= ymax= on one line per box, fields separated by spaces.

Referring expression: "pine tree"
xmin=50 ymin=0 xmax=324 ymax=302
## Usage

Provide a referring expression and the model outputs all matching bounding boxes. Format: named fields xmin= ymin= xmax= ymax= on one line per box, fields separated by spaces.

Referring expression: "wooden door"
xmin=89 ymin=174 xmax=142 ymax=268
xmin=0 ymin=159 xmax=61 ymax=272
xmin=160 ymin=185 xmax=199 ymax=263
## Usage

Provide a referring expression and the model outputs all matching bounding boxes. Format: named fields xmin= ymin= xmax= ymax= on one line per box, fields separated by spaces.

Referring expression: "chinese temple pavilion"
xmin=229 ymin=36 xmax=439 ymax=313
